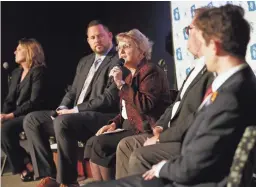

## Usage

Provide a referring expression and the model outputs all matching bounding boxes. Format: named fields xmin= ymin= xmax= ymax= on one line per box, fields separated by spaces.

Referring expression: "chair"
xmin=227 ymin=125 xmax=256 ymax=187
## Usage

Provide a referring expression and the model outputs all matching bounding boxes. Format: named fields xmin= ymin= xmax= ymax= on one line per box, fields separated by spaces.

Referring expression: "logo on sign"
xmin=248 ymin=1 xmax=256 ymax=11
xmin=173 ymin=7 xmax=180 ymax=21
xmin=186 ymin=67 xmax=191 ymax=75
xmin=176 ymin=48 xmax=183 ymax=61
xmin=207 ymin=2 xmax=213 ymax=7
xmin=251 ymin=44 xmax=256 ymax=60
xmin=183 ymin=28 xmax=189 ymax=40
xmin=191 ymin=5 xmax=196 ymax=18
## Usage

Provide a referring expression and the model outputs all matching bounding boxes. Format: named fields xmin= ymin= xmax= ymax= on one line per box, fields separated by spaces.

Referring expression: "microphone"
xmin=3 ymin=62 xmax=9 ymax=70
xmin=158 ymin=59 xmax=168 ymax=75
xmin=108 ymin=58 xmax=125 ymax=85
xmin=2 ymin=62 xmax=11 ymax=83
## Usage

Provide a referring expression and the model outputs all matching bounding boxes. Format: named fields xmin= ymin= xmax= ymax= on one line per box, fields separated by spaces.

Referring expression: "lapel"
xmin=9 ymin=68 xmax=22 ymax=95
xmin=75 ymin=54 xmax=95 ymax=102
xmin=197 ymin=66 xmax=249 ymax=112
xmin=83 ymin=48 xmax=116 ymax=99
xmin=174 ymin=67 xmax=195 ymax=103
xmin=19 ymin=67 xmax=34 ymax=90
xmin=173 ymin=66 xmax=207 ymax=119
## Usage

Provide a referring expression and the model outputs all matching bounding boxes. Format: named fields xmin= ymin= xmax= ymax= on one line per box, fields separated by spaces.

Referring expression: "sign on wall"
xmin=171 ymin=1 xmax=256 ymax=89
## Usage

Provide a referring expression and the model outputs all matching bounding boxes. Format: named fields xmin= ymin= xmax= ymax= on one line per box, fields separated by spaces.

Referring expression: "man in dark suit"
xmin=84 ymin=4 xmax=256 ymax=187
xmin=23 ymin=20 xmax=121 ymax=187
xmin=115 ymin=7 xmax=214 ymax=179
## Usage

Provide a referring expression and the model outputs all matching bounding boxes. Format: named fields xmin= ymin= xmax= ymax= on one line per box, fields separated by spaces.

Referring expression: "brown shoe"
xmin=37 ymin=177 xmax=59 ymax=187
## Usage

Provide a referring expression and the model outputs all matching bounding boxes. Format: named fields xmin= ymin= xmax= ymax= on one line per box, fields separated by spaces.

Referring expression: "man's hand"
xmin=142 ymin=160 xmax=167 ymax=181
xmin=96 ymin=122 xmax=116 ymax=136
xmin=153 ymin=126 xmax=163 ymax=136
xmin=57 ymin=109 xmax=75 ymax=115
xmin=144 ymin=135 xmax=159 ymax=146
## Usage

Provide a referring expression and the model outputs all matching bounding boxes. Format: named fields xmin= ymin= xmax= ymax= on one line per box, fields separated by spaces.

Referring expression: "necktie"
xmin=76 ymin=58 xmax=102 ymax=105
xmin=94 ymin=58 xmax=102 ymax=69
xmin=202 ymin=85 xmax=213 ymax=102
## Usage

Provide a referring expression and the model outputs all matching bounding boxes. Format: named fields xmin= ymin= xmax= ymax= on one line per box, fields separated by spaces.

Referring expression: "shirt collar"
xmin=212 ymin=63 xmax=248 ymax=92
xmin=95 ymin=46 xmax=113 ymax=62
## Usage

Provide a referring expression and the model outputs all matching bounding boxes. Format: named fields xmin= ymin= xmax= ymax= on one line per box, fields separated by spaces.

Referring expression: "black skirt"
xmin=84 ymin=120 xmax=137 ymax=167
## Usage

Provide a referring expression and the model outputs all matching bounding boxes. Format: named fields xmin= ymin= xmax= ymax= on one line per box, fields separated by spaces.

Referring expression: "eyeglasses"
xmin=116 ymin=43 xmax=132 ymax=51
xmin=184 ymin=25 xmax=194 ymax=35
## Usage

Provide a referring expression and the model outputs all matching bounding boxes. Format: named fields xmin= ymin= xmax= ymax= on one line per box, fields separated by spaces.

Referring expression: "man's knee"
xmin=117 ymin=136 xmax=136 ymax=153
xmin=23 ymin=111 xmax=41 ymax=131
xmin=129 ymin=147 xmax=148 ymax=168
xmin=117 ymin=137 xmax=130 ymax=154
xmin=128 ymin=148 xmax=149 ymax=174
xmin=53 ymin=115 xmax=70 ymax=133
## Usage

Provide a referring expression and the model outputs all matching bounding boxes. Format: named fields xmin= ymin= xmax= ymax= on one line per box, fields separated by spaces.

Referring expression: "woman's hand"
xmin=0 ymin=113 xmax=14 ymax=122
xmin=96 ymin=122 xmax=116 ymax=136
xmin=109 ymin=67 xmax=123 ymax=88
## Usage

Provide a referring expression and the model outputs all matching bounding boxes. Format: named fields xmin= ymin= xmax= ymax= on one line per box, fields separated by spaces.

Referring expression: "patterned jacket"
xmin=111 ymin=60 xmax=172 ymax=133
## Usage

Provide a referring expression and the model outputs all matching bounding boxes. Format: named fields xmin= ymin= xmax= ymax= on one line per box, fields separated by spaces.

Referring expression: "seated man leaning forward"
xmin=84 ymin=29 xmax=172 ymax=181
xmin=83 ymin=4 xmax=256 ymax=187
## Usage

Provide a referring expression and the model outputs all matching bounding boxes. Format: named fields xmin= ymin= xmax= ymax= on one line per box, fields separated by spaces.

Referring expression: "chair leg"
xmin=1 ymin=155 xmax=7 ymax=176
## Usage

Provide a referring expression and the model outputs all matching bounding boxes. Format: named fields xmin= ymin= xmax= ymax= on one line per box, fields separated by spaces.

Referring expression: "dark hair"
xmin=86 ymin=20 xmax=110 ymax=34
xmin=194 ymin=4 xmax=250 ymax=59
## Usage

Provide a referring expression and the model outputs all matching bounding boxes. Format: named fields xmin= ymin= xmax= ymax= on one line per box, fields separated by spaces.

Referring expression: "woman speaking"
xmin=84 ymin=29 xmax=172 ymax=181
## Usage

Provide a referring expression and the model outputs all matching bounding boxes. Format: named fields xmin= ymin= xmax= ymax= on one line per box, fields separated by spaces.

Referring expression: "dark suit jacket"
xmin=159 ymin=65 xmax=256 ymax=187
xmin=60 ymin=48 xmax=121 ymax=113
xmin=2 ymin=65 xmax=46 ymax=117
xmin=111 ymin=60 xmax=172 ymax=133
xmin=159 ymin=66 xmax=214 ymax=142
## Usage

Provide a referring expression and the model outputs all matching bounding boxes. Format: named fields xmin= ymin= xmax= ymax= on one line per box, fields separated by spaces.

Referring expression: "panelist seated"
xmin=84 ymin=29 xmax=172 ymax=181
xmin=83 ymin=4 xmax=256 ymax=187
xmin=1 ymin=38 xmax=47 ymax=181
xmin=23 ymin=20 xmax=123 ymax=187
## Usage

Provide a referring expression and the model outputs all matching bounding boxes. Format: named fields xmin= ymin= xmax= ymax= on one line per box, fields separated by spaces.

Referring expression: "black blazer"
xmin=159 ymin=65 xmax=256 ymax=187
xmin=2 ymin=65 xmax=46 ymax=117
xmin=158 ymin=66 xmax=214 ymax=143
xmin=60 ymin=48 xmax=121 ymax=113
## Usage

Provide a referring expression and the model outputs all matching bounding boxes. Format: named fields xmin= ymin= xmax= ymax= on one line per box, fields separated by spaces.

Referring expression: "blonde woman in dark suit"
xmin=1 ymin=38 xmax=46 ymax=182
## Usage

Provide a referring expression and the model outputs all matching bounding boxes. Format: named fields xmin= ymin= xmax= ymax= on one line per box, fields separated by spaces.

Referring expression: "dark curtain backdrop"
xmin=1 ymin=1 xmax=175 ymax=109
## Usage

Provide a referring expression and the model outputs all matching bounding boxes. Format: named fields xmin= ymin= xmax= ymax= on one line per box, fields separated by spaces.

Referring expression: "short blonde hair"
xmin=116 ymin=29 xmax=154 ymax=60
xmin=19 ymin=38 xmax=46 ymax=68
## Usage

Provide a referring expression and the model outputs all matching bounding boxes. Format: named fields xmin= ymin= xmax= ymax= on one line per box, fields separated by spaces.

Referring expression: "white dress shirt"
xmin=121 ymin=100 xmax=128 ymax=119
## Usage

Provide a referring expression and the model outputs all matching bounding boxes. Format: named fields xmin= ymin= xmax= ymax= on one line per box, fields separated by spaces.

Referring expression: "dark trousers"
xmin=83 ymin=174 xmax=174 ymax=187
xmin=23 ymin=110 xmax=116 ymax=184
xmin=1 ymin=115 xmax=30 ymax=174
